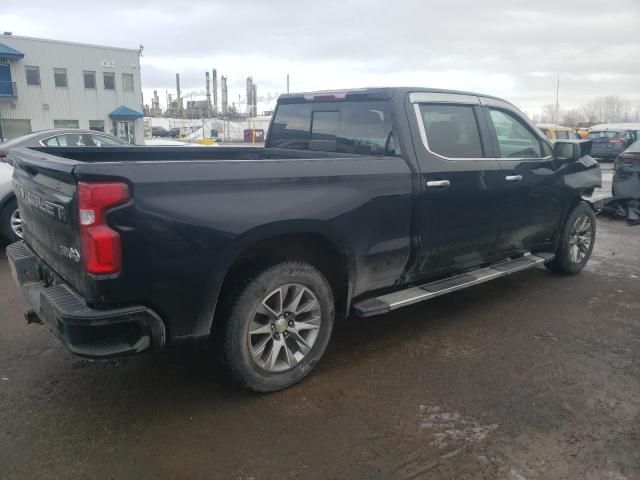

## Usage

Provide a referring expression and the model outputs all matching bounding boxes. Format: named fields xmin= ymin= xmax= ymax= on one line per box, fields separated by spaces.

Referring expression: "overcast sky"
xmin=2 ymin=0 xmax=639 ymax=114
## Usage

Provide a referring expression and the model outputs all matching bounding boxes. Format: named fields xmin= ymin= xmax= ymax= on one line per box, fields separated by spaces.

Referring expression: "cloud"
xmin=2 ymin=0 xmax=639 ymax=112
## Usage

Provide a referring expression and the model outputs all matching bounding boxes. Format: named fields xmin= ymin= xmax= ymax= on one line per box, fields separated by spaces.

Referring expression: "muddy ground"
xmin=0 ymin=168 xmax=638 ymax=479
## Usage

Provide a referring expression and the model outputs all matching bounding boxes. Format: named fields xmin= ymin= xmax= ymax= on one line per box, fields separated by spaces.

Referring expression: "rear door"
xmin=480 ymin=99 xmax=563 ymax=255
xmin=410 ymin=92 xmax=503 ymax=275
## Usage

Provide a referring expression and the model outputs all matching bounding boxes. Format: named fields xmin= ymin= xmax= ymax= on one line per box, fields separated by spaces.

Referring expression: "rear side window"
xmin=556 ymin=131 xmax=569 ymax=140
xmin=419 ymin=104 xmax=483 ymax=158
xmin=269 ymin=101 xmax=398 ymax=156
xmin=488 ymin=108 xmax=542 ymax=158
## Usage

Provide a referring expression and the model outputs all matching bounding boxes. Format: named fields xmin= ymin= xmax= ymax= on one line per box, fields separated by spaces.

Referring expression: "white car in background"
xmin=0 ymin=162 xmax=19 ymax=242
xmin=0 ymin=129 xmax=131 ymax=242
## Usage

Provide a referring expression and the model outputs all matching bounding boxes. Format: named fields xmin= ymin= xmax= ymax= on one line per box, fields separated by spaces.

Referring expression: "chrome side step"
xmin=353 ymin=253 xmax=554 ymax=317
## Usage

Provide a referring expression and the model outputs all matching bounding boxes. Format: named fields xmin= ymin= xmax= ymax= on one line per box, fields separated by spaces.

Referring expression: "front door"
xmin=480 ymin=100 xmax=565 ymax=255
xmin=411 ymin=93 xmax=503 ymax=276
xmin=114 ymin=120 xmax=134 ymax=143
xmin=0 ymin=64 xmax=12 ymax=96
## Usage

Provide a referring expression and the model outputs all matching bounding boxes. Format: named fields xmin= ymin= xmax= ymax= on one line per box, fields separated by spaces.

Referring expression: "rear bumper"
xmin=6 ymin=241 xmax=165 ymax=359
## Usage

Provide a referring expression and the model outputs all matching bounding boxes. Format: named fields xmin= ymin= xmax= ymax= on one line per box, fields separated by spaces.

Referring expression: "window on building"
xmin=54 ymin=68 xmax=68 ymax=88
xmin=25 ymin=66 xmax=41 ymax=86
xmin=0 ymin=119 xmax=32 ymax=141
xmin=53 ymin=120 xmax=79 ymax=129
xmin=84 ymin=71 xmax=96 ymax=89
xmin=89 ymin=120 xmax=104 ymax=132
xmin=122 ymin=73 xmax=134 ymax=92
xmin=488 ymin=108 xmax=542 ymax=158
xmin=103 ymin=72 xmax=115 ymax=90
xmin=419 ymin=104 xmax=484 ymax=158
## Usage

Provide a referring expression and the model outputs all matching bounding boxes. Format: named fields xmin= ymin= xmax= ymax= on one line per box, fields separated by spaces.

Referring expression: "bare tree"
xmin=581 ymin=100 xmax=600 ymax=124
xmin=541 ymin=103 xmax=560 ymax=124
xmin=562 ymin=109 xmax=583 ymax=127
xmin=584 ymin=96 xmax=633 ymax=123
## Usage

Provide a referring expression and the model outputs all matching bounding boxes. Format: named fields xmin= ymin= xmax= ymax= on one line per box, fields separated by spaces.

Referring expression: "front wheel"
xmin=546 ymin=202 xmax=596 ymax=275
xmin=215 ymin=261 xmax=335 ymax=392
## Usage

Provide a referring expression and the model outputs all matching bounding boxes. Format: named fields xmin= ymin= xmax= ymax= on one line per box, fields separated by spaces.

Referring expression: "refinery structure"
xmin=144 ymin=68 xmax=260 ymax=120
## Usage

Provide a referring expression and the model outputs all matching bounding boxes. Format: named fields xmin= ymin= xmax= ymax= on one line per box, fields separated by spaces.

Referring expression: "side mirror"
xmin=553 ymin=139 xmax=592 ymax=162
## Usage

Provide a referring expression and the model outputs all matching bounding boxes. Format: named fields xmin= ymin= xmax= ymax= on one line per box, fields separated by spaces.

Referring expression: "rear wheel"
xmin=546 ymin=202 xmax=596 ymax=275
xmin=0 ymin=198 xmax=21 ymax=242
xmin=215 ymin=261 xmax=335 ymax=392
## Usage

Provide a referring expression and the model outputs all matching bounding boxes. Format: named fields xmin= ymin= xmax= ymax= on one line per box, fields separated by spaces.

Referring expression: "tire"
xmin=546 ymin=202 xmax=596 ymax=275
xmin=0 ymin=198 xmax=21 ymax=242
xmin=214 ymin=261 xmax=335 ymax=392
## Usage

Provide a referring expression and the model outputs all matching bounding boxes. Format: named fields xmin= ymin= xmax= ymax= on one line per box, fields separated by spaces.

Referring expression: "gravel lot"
xmin=1 ymin=166 xmax=638 ymax=480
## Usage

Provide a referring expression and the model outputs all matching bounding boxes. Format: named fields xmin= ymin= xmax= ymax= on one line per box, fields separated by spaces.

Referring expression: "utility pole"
xmin=555 ymin=72 xmax=560 ymax=127
xmin=286 ymin=74 xmax=290 ymax=94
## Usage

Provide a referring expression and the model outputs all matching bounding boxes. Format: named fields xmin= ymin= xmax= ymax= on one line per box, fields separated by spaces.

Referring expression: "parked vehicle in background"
xmin=168 ymin=127 xmax=181 ymax=138
xmin=0 ymin=129 xmax=130 ymax=241
xmin=612 ymin=139 xmax=640 ymax=198
xmin=537 ymin=124 xmax=581 ymax=140
xmin=0 ymin=162 xmax=19 ymax=241
xmin=151 ymin=126 xmax=170 ymax=137
xmin=0 ymin=129 xmax=130 ymax=155
xmin=588 ymin=128 xmax=637 ymax=160
xmin=7 ymin=87 xmax=601 ymax=392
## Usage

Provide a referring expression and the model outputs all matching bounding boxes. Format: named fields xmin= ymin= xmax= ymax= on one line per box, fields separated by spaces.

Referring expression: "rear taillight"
xmin=619 ymin=154 xmax=639 ymax=164
xmin=78 ymin=182 xmax=129 ymax=275
xmin=610 ymin=137 xmax=625 ymax=144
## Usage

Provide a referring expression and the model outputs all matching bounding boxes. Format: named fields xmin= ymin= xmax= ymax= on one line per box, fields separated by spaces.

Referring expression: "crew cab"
xmin=7 ymin=87 xmax=601 ymax=392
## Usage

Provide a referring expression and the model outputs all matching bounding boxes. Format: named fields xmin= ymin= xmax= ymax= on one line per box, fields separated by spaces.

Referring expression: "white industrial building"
xmin=0 ymin=34 xmax=144 ymax=144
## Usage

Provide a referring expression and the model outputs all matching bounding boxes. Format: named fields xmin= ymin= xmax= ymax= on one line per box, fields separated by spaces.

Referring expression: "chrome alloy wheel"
xmin=11 ymin=208 xmax=23 ymax=239
xmin=248 ymin=283 xmax=322 ymax=373
xmin=568 ymin=214 xmax=593 ymax=263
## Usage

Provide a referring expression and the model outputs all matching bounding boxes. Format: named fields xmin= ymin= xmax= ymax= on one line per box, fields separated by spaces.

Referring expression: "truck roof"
xmin=277 ymin=86 xmax=511 ymax=105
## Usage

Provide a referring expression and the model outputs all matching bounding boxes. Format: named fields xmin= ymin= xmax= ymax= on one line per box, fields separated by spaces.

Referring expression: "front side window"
xmin=84 ymin=71 xmax=96 ymax=89
xmin=488 ymin=108 xmax=542 ymax=158
xmin=103 ymin=72 xmax=115 ymax=90
xmin=122 ymin=73 xmax=134 ymax=92
xmin=54 ymin=68 xmax=67 ymax=87
xmin=25 ymin=66 xmax=40 ymax=86
xmin=419 ymin=104 xmax=483 ymax=158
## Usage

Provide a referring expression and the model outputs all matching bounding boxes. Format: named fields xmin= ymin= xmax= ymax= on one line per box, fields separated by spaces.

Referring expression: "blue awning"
xmin=0 ymin=43 xmax=25 ymax=60
xmin=109 ymin=105 xmax=143 ymax=119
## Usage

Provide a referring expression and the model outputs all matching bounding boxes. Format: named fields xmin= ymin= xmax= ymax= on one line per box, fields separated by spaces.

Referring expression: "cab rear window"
xmin=269 ymin=101 xmax=399 ymax=156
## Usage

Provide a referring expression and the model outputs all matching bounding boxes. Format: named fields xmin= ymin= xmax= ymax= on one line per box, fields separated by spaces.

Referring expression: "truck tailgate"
xmin=11 ymin=148 xmax=85 ymax=291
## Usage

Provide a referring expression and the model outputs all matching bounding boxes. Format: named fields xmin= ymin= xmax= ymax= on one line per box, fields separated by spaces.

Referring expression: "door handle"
xmin=505 ymin=175 xmax=523 ymax=182
xmin=426 ymin=180 xmax=450 ymax=188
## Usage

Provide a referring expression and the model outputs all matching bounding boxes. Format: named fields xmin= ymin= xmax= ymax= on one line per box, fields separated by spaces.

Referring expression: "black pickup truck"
xmin=7 ymin=87 xmax=601 ymax=392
